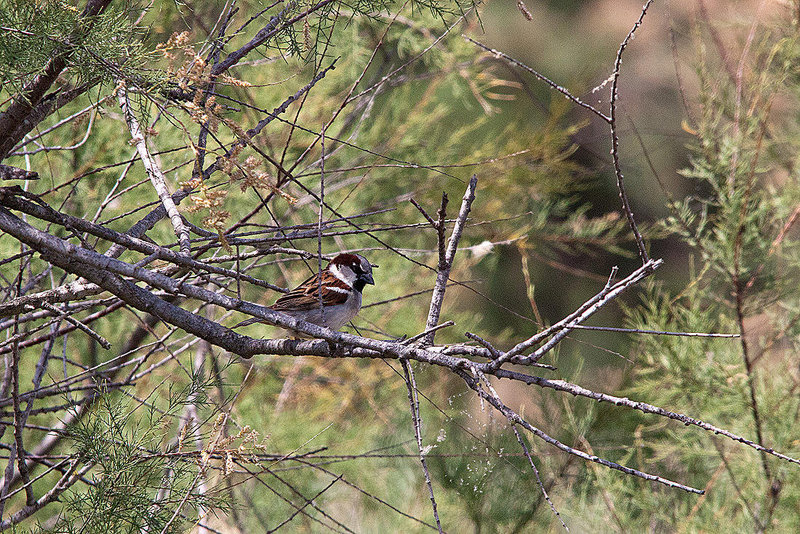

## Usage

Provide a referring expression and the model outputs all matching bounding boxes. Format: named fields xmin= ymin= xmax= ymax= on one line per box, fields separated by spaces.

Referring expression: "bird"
xmin=233 ymin=253 xmax=375 ymax=338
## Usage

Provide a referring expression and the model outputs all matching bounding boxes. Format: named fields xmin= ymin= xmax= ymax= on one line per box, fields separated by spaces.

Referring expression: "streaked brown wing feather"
xmin=270 ymin=271 xmax=350 ymax=311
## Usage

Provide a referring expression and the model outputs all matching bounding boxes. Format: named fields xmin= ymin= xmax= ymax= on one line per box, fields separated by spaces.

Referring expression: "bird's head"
xmin=329 ymin=253 xmax=375 ymax=292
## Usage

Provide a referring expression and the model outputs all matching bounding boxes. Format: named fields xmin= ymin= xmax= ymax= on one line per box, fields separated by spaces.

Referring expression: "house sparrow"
xmin=234 ymin=253 xmax=375 ymax=337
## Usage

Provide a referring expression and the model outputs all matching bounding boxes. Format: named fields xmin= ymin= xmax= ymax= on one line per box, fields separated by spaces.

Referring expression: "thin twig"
xmin=460 ymin=368 xmax=704 ymax=494
xmin=608 ymin=0 xmax=653 ymax=263
xmin=0 ymin=459 xmax=89 ymax=530
xmin=570 ymin=325 xmax=739 ymax=338
xmin=317 ymin=123 xmax=326 ymax=311
xmin=39 ymin=302 xmax=112 ymax=349
xmin=464 ymin=332 xmax=500 ymax=358
xmin=211 ymin=0 xmax=336 ymax=77
xmin=493 ymin=367 xmax=800 ymax=467
xmin=409 ymin=198 xmax=437 ymax=228
xmin=266 ymin=474 xmax=344 ymax=533
xmin=463 ymin=36 xmax=611 ymax=122
xmin=402 ymin=321 xmax=455 ymax=345
xmin=10 ymin=108 xmax=97 ymax=157
xmin=511 ymin=423 xmax=568 ymax=530
xmin=401 ymin=360 xmax=443 ymax=533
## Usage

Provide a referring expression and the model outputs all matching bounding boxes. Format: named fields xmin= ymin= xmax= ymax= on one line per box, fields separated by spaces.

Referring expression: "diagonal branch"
xmin=463 ymin=36 xmax=611 ymax=123
xmin=39 ymin=302 xmax=111 ymax=350
xmin=117 ymin=83 xmax=191 ymax=254
xmin=511 ymin=423 xmax=568 ymax=531
xmin=488 ymin=259 xmax=662 ymax=370
xmin=211 ymin=0 xmax=337 ymax=77
xmin=492 ymin=367 xmax=800 ymax=467
xmin=459 ymin=369 xmax=704 ymax=494
xmin=0 ymin=0 xmax=113 ymax=160
xmin=0 ymin=459 xmax=89 ymax=530
xmin=0 ymin=191 xmax=289 ymax=306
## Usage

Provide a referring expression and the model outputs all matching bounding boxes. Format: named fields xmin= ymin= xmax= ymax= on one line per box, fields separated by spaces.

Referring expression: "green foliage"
xmin=0 ymin=0 xmax=158 ymax=91
xmin=37 ymin=386 xmax=222 ymax=534
xmin=615 ymin=22 xmax=800 ymax=532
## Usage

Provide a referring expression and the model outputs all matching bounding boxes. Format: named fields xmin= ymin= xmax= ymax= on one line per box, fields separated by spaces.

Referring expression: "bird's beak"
xmin=361 ymin=272 xmax=375 ymax=285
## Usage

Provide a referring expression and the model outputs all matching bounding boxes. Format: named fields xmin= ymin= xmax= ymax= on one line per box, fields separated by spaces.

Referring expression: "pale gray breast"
xmin=328 ymin=290 xmax=361 ymax=329
xmin=301 ymin=290 xmax=362 ymax=330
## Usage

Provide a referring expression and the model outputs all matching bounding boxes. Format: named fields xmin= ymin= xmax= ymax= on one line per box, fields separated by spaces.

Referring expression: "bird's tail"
xmin=231 ymin=317 xmax=263 ymax=329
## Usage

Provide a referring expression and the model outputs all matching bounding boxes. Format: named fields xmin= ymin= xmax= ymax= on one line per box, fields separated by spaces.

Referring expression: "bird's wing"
xmin=270 ymin=270 xmax=351 ymax=311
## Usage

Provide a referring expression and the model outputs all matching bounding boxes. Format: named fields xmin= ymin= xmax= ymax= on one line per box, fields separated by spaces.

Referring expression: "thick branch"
xmin=0 ymin=0 xmax=112 ymax=160
xmin=0 ymin=166 xmax=38 ymax=181
xmin=0 ymin=205 xmax=470 ymax=363
xmin=0 ymin=191 xmax=288 ymax=305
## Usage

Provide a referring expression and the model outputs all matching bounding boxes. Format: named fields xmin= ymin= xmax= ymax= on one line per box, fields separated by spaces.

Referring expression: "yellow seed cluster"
xmin=156 ymin=31 xmax=192 ymax=63
xmin=156 ymin=32 xmax=299 ymax=243
xmin=238 ymin=156 xmax=298 ymax=204
xmin=195 ymin=419 xmax=270 ymax=477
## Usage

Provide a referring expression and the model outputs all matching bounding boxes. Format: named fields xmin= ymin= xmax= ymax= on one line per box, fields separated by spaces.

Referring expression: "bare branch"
xmin=403 ymin=321 xmax=455 ymax=346
xmin=511 ymin=424 xmax=568 ymax=531
xmin=409 ymin=198 xmax=437 ymax=229
xmin=422 ymin=175 xmax=477 ymax=346
xmin=492 ymin=368 xmax=800 ymax=467
xmin=463 ymin=36 xmax=611 ymax=122
xmin=210 ymin=0 xmax=337 ymax=77
xmin=0 ymin=459 xmax=89 ymax=530
xmin=488 ymin=259 xmax=662 ymax=370
xmin=0 ymin=166 xmax=38 ymax=181
xmin=570 ymin=325 xmax=740 ymax=338
xmin=401 ymin=360 xmax=443 ymax=533
xmin=459 ymin=369 xmax=704 ymax=494
xmin=117 ymin=83 xmax=191 ymax=255
xmin=608 ymin=0 xmax=653 ymax=263
xmin=39 ymin=302 xmax=111 ymax=350
xmin=0 ymin=190 xmax=289 ymax=299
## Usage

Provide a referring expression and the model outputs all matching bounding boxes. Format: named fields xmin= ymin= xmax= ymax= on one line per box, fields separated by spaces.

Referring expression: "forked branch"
xmin=422 ymin=175 xmax=478 ymax=346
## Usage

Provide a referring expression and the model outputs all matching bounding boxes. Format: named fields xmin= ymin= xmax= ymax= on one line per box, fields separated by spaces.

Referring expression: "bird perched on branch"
xmin=234 ymin=253 xmax=375 ymax=337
